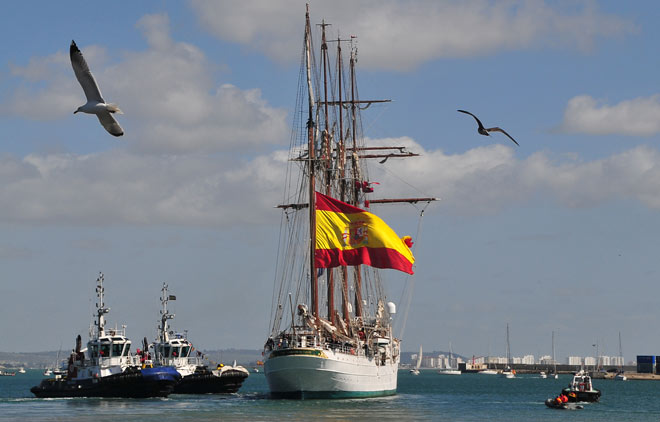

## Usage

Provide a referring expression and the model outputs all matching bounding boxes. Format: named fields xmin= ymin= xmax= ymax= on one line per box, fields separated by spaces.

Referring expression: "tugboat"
xmin=30 ymin=273 xmax=181 ymax=398
xmin=150 ymin=283 xmax=249 ymax=394
xmin=561 ymin=370 xmax=601 ymax=402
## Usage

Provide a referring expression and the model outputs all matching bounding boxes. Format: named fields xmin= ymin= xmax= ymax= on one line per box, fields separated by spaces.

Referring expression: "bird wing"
xmin=70 ymin=40 xmax=105 ymax=103
xmin=486 ymin=127 xmax=519 ymax=146
xmin=457 ymin=109 xmax=485 ymax=130
xmin=96 ymin=111 xmax=124 ymax=137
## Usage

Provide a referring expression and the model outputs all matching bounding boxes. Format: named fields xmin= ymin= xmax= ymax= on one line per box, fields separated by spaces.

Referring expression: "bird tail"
xmin=106 ymin=103 xmax=123 ymax=114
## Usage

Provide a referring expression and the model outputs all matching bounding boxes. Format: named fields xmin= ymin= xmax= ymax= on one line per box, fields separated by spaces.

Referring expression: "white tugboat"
xmin=31 ymin=273 xmax=180 ymax=398
xmin=263 ymin=5 xmax=435 ymax=399
xmin=150 ymin=283 xmax=249 ymax=394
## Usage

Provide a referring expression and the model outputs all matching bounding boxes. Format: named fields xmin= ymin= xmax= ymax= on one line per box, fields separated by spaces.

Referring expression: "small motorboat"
xmin=561 ymin=370 xmax=601 ymax=402
xmin=545 ymin=398 xmax=583 ymax=410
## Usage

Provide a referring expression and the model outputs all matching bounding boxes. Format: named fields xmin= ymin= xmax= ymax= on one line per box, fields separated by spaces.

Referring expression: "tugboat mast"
xmin=95 ymin=273 xmax=110 ymax=337
xmin=159 ymin=283 xmax=175 ymax=343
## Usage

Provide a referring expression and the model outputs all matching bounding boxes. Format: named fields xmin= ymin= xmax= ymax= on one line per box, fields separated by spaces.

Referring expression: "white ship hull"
xmin=265 ymin=348 xmax=398 ymax=398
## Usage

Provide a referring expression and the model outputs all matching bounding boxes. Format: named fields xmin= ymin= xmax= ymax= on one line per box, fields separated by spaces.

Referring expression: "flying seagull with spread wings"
xmin=70 ymin=40 xmax=124 ymax=137
xmin=457 ymin=109 xmax=518 ymax=146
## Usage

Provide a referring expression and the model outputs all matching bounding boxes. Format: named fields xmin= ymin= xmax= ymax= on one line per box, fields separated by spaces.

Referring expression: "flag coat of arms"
xmin=314 ymin=191 xmax=415 ymax=274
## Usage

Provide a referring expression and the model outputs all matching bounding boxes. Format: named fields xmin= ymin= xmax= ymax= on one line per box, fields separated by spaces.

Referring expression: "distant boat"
xmin=548 ymin=331 xmax=559 ymax=379
xmin=410 ymin=345 xmax=422 ymax=375
xmin=539 ymin=371 xmax=547 ymax=379
xmin=438 ymin=343 xmax=461 ymax=375
xmin=499 ymin=324 xmax=515 ymax=379
xmin=614 ymin=332 xmax=627 ymax=381
xmin=42 ymin=369 xmax=52 ymax=376
xmin=0 ymin=371 xmax=16 ymax=376
xmin=478 ymin=368 xmax=498 ymax=375
xmin=18 ymin=368 xmax=26 ymax=374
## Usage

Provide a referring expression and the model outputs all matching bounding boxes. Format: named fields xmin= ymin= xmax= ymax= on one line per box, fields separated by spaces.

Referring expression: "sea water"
xmin=2 ymin=370 xmax=660 ymax=421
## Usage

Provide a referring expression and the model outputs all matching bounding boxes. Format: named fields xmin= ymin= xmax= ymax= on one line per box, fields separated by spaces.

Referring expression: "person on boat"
xmin=554 ymin=396 xmax=563 ymax=406
xmin=560 ymin=394 xmax=568 ymax=403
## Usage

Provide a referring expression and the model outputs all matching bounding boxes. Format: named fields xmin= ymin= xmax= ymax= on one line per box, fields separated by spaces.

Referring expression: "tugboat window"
xmin=181 ymin=346 xmax=190 ymax=357
xmin=112 ymin=343 xmax=122 ymax=357
xmin=163 ymin=345 xmax=171 ymax=358
xmin=100 ymin=343 xmax=110 ymax=358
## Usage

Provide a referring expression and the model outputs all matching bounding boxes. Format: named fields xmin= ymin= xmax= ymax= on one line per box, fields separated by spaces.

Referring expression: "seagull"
xmin=70 ymin=40 xmax=124 ymax=137
xmin=457 ymin=109 xmax=518 ymax=146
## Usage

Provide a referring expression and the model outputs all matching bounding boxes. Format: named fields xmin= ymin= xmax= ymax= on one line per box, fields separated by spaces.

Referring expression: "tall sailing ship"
xmin=263 ymin=6 xmax=435 ymax=399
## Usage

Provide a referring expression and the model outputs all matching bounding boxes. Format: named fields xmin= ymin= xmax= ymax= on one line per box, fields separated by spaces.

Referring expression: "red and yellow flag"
xmin=314 ymin=192 xmax=415 ymax=274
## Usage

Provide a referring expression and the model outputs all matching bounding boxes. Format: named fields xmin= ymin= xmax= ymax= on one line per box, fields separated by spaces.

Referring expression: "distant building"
xmin=567 ymin=356 xmax=582 ymax=365
xmin=611 ymin=356 xmax=624 ymax=367
xmin=422 ymin=356 xmax=436 ymax=368
xmin=522 ymin=355 xmax=535 ymax=365
xmin=473 ymin=356 xmax=486 ymax=365
xmin=584 ymin=356 xmax=596 ymax=366
xmin=487 ymin=356 xmax=508 ymax=364
xmin=539 ymin=355 xmax=553 ymax=364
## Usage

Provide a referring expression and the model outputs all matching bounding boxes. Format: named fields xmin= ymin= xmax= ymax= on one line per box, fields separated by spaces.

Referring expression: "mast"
xmin=618 ymin=331 xmax=623 ymax=371
xmin=319 ymin=20 xmax=335 ymax=326
xmin=552 ymin=331 xmax=556 ymax=370
xmin=349 ymin=45 xmax=363 ymax=319
xmin=305 ymin=4 xmax=319 ymax=320
xmin=159 ymin=283 xmax=175 ymax=343
xmin=506 ymin=323 xmax=511 ymax=367
xmin=336 ymin=37 xmax=351 ymax=327
xmin=94 ymin=273 xmax=110 ymax=338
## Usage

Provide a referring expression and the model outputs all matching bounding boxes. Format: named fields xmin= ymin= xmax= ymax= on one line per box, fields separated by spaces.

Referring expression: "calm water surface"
xmin=2 ymin=370 xmax=660 ymax=421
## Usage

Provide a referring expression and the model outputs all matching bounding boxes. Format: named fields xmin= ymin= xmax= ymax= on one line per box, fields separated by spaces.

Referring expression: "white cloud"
xmin=0 ymin=13 xmax=289 ymax=154
xmin=190 ymin=0 xmax=635 ymax=71
xmin=2 ymin=140 xmax=660 ymax=227
xmin=0 ymin=150 xmax=286 ymax=226
xmin=560 ymin=95 xmax=660 ymax=136
xmin=367 ymin=138 xmax=660 ymax=214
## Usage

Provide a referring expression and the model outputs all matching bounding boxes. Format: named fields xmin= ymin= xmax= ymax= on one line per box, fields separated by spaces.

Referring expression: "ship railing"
xmin=323 ymin=341 xmax=365 ymax=357
xmin=104 ymin=327 xmax=127 ymax=337
xmin=97 ymin=355 xmax=141 ymax=368
xmin=184 ymin=356 xmax=203 ymax=366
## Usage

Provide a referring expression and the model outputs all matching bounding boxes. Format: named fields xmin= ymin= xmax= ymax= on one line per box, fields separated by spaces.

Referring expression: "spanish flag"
xmin=315 ymin=192 xmax=415 ymax=274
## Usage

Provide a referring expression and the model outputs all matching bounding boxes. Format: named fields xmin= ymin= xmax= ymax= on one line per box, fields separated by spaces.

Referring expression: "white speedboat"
xmin=410 ymin=345 xmax=422 ymax=375
xmin=438 ymin=343 xmax=461 ymax=375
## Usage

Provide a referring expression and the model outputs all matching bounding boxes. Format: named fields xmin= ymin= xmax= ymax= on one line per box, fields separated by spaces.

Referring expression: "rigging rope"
xmin=396 ymin=200 xmax=432 ymax=340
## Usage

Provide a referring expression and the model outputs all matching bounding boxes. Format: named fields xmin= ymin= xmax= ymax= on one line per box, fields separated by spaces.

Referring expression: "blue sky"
xmin=1 ymin=1 xmax=659 ymax=363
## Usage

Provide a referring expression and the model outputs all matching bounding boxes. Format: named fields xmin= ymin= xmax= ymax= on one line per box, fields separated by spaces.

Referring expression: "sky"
xmin=1 ymin=1 xmax=658 ymax=363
